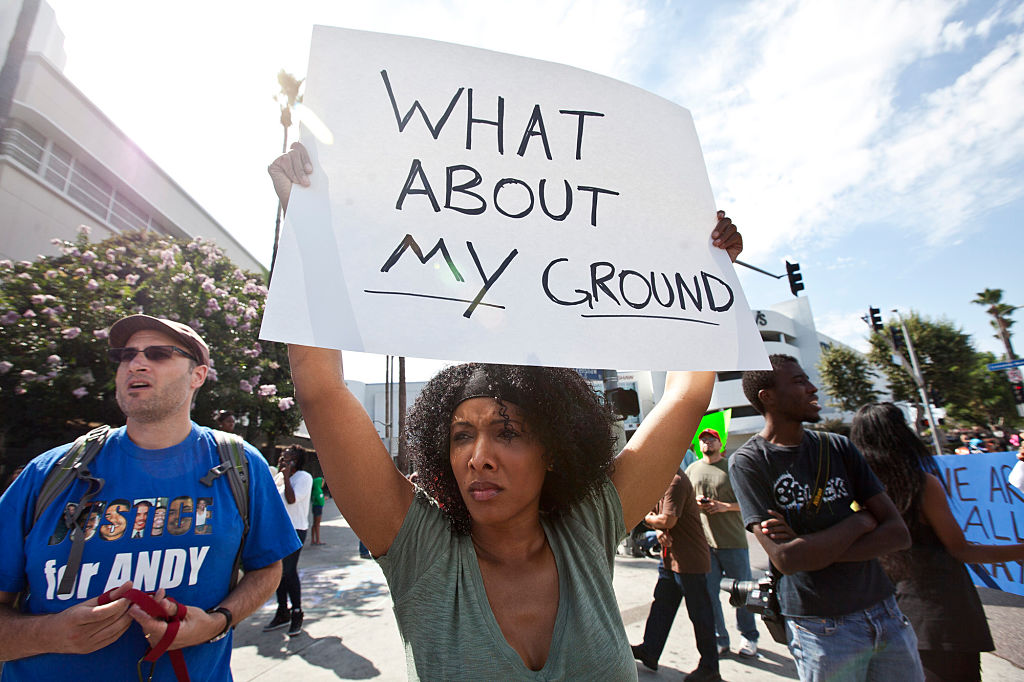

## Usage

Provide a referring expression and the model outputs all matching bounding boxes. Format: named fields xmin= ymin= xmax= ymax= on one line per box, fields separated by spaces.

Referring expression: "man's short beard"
xmin=116 ymin=386 xmax=196 ymax=423
xmin=118 ymin=400 xmax=171 ymax=423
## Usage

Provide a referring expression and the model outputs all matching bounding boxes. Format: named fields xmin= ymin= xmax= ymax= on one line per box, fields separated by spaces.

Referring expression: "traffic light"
xmin=868 ymin=307 xmax=883 ymax=332
xmin=605 ymin=387 xmax=640 ymax=417
xmin=786 ymin=261 xmax=804 ymax=297
xmin=890 ymin=326 xmax=906 ymax=352
xmin=1012 ymin=382 xmax=1024 ymax=405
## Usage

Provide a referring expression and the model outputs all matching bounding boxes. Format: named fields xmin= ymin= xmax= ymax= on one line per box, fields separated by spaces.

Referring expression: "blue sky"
xmin=43 ymin=0 xmax=1024 ymax=381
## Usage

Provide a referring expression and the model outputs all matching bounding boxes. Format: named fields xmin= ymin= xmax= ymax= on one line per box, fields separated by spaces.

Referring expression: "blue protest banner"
xmin=935 ymin=452 xmax=1024 ymax=596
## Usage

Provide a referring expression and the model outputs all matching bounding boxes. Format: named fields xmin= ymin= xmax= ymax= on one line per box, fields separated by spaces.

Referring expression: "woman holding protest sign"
xmin=851 ymin=403 xmax=1024 ymax=682
xmin=269 ymin=142 xmax=742 ymax=680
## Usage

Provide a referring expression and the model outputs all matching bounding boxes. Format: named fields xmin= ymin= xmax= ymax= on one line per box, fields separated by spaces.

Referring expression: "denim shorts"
xmin=785 ymin=595 xmax=923 ymax=682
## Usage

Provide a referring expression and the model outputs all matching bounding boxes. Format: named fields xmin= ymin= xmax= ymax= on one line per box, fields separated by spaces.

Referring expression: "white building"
xmin=705 ymin=296 xmax=861 ymax=451
xmin=0 ymin=1 xmax=262 ymax=271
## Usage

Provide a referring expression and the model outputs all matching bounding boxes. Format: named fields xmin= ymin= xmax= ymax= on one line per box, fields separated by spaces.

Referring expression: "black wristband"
xmin=205 ymin=606 xmax=233 ymax=642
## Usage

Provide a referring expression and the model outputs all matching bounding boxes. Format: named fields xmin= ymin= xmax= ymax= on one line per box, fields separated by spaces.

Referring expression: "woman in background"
xmin=851 ymin=403 xmax=1024 ymax=682
xmin=263 ymin=445 xmax=313 ymax=637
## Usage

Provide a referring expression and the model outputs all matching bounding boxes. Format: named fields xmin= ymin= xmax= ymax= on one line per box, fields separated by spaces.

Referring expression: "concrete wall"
xmin=0 ymin=159 xmax=103 ymax=259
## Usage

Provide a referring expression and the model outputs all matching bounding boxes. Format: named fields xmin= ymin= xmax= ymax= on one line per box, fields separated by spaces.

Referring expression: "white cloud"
xmin=941 ymin=20 xmax=970 ymax=49
xmin=870 ymin=29 xmax=1024 ymax=244
xmin=824 ymin=256 xmax=856 ymax=271
xmin=816 ymin=309 xmax=873 ymax=352
xmin=643 ymin=0 xmax=1024 ymax=261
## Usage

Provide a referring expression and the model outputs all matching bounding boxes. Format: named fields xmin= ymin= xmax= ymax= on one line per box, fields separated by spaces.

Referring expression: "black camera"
xmin=721 ymin=572 xmax=788 ymax=644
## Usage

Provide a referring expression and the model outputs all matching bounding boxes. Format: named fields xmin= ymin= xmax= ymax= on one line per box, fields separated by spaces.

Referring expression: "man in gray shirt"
xmin=686 ymin=427 xmax=759 ymax=658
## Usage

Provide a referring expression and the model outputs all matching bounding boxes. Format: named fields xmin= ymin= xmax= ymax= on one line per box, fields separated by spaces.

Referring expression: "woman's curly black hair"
xmin=408 ymin=363 xmax=619 ymax=535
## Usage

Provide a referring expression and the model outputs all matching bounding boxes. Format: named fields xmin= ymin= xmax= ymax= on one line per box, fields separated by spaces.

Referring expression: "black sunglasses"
xmin=107 ymin=345 xmax=198 ymax=364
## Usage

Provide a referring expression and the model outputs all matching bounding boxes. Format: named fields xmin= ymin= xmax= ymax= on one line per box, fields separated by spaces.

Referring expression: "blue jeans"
xmin=705 ymin=546 xmax=758 ymax=647
xmin=785 ymin=595 xmax=923 ymax=682
xmin=636 ymin=530 xmax=659 ymax=554
xmin=638 ymin=560 xmax=718 ymax=673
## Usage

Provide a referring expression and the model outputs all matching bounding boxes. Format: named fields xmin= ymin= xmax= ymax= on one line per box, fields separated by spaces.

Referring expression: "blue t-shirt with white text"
xmin=0 ymin=424 xmax=299 ymax=681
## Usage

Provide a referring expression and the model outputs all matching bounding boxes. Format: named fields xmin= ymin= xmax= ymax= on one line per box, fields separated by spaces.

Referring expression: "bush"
xmin=0 ymin=227 xmax=300 ymax=464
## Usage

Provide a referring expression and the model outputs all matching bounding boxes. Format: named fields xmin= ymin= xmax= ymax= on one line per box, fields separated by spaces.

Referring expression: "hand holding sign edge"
xmin=268 ymin=142 xmax=313 ymax=213
xmin=713 ymin=210 xmax=743 ymax=263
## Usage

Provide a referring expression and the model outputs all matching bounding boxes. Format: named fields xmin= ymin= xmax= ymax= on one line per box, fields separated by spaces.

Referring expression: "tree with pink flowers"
xmin=0 ymin=227 xmax=301 ymax=465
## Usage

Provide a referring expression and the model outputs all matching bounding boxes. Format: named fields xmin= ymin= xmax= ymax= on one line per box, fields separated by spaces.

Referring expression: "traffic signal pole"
xmin=893 ymin=311 xmax=945 ymax=456
xmin=863 ymin=307 xmax=944 ymax=455
xmin=735 ymin=260 xmax=805 ymax=297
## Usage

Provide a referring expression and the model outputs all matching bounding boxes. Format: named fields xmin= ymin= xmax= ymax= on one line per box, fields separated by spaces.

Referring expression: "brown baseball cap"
xmin=108 ymin=314 xmax=210 ymax=366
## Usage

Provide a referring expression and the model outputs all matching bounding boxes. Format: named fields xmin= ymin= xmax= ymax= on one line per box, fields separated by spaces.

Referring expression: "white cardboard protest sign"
xmin=261 ymin=26 xmax=769 ymax=371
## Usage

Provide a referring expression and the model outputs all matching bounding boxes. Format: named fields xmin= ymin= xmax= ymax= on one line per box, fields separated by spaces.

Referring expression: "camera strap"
xmin=809 ymin=431 xmax=830 ymax=512
xmin=758 ymin=430 xmax=830 ymax=528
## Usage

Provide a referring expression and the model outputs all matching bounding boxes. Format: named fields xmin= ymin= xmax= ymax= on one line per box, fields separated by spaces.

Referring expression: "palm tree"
xmin=971 ymin=288 xmax=1018 ymax=360
xmin=269 ymin=70 xmax=304 ymax=280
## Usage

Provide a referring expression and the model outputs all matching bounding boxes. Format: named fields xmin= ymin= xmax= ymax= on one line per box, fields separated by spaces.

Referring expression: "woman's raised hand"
xmin=713 ymin=210 xmax=743 ymax=263
xmin=267 ymin=142 xmax=312 ymax=212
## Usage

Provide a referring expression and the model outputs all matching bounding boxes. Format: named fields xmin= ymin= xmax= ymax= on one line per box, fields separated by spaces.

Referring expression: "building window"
xmin=44 ymin=143 xmax=72 ymax=191
xmin=111 ymin=191 xmax=149 ymax=232
xmin=1 ymin=121 xmax=45 ymax=172
xmin=5 ymin=119 xmax=161 ymax=237
xmin=68 ymin=163 xmax=113 ymax=219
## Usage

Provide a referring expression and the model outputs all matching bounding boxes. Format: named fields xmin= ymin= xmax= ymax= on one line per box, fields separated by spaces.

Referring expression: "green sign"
xmin=690 ymin=409 xmax=731 ymax=457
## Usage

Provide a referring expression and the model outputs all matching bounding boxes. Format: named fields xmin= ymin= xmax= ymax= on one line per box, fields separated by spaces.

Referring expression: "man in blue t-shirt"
xmin=0 ymin=314 xmax=300 ymax=680
xmin=729 ymin=354 xmax=923 ymax=682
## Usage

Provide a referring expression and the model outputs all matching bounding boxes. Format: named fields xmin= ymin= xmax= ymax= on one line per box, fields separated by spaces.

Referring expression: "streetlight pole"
xmin=383 ymin=355 xmax=393 ymax=458
xmin=892 ymin=311 xmax=945 ymax=456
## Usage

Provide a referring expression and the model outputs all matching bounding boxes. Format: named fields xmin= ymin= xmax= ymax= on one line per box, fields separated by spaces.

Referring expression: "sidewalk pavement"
xmin=231 ymin=500 xmax=1023 ymax=680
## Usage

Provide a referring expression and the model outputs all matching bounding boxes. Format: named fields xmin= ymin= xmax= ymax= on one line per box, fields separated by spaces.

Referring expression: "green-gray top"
xmin=377 ymin=478 xmax=637 ymax=681
xmin=686 ymin=457 xmax=748 ymax=549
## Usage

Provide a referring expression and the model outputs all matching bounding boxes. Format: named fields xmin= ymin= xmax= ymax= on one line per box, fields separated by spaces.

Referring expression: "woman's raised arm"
xmin=271 ymin=143 xmax=414 ymax=555
xmin=288 ymin=348 xmax=415 ymax=557
xmin=610 ymin=213 xmax=742 ymax=527
xmin=611 ymin=370 xmax=715 ymax=528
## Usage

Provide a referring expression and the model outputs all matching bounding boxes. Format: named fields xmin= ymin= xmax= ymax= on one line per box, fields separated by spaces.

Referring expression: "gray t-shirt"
xmin=377 ymin=478 xmax=636 ymax=681
xmin=685 ymin=458 xmax=747 ymax=549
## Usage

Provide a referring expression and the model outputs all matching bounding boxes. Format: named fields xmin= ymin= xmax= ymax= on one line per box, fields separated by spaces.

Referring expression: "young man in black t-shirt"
xmin=729 ymin=354 xmax=923 ymax=682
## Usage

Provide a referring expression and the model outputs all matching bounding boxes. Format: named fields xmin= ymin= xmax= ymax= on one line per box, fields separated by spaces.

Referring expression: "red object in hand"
xmin=97 ymin=587 xmax=190 ymax=681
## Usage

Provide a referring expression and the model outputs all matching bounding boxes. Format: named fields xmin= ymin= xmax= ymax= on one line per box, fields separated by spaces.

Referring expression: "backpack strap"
xmin=33 ymin=425 xmax=111 ymax=526
xmin=202 ymin=431 xmax=250 ymax=591
xmin=33 ymin=425 xmax=112 ymax=598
